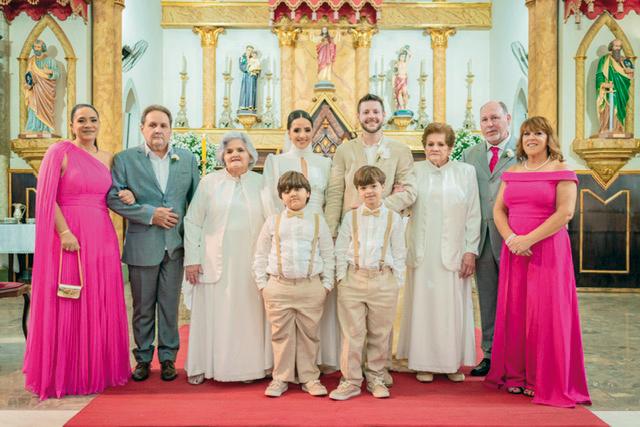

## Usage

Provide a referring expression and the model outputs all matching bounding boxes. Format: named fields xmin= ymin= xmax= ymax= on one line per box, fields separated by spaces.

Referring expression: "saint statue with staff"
xmin=23 ymin=39 xmax=60 ymax=135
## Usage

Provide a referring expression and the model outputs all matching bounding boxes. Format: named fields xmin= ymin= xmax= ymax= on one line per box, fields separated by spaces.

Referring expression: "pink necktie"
xmin=489 ymin=146 xmax=500 ymax=173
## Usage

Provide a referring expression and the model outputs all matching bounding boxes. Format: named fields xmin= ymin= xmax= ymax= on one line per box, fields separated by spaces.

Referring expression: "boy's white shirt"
xmin=253 ymin=207 xmax=335 ymax=290
xmin=335 ymin=204 xmax=406 ymax=287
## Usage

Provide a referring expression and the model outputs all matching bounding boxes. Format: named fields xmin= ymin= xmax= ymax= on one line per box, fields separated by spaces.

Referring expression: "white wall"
xmin=559 ymin=13 xmax=640 ymax=169
xmin=8 ymin=13 xmax=90 ymax=169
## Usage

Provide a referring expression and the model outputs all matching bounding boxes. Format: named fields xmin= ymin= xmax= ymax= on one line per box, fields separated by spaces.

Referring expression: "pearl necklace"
xmin=523 ymin=156 xmax=550 ymax=171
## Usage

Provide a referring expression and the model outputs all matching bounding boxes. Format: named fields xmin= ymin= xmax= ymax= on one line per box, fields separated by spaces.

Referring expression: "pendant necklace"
xmin=523 ymin=156 xmax=550 ymax=171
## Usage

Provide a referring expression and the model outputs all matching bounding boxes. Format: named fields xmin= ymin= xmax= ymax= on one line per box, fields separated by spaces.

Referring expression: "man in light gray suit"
xmin=108 ymin=105 xmax=199 ymax=382
xmin=461 ymin=101 xmax=516 ymax=376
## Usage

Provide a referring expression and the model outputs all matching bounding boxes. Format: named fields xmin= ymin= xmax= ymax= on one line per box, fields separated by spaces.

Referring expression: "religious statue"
xmin=393 ymin=46 xmax=411 ymax=112
xmin=238 ymin=45 xmax=260 ymax=111
xmin=316 ymin=27 xmax=336 ymax=82
xmin=23 ymin=39 xmax=59 ymax=134
xmin=595 ymin=39 xmax=634 ymax=136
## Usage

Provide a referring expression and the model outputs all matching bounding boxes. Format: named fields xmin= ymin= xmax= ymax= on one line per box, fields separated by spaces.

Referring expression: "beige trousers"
xmin=337 ymin=266 xmax=399 ymax=386
xmin=263 ymin=275 xmax=326 ymax=383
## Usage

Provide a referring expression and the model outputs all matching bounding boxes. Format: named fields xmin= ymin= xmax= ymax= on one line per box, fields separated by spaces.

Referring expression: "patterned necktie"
xmin=287 ymin=210 xmax=304 ymax=219
xmin=489 ymin=146 xmax=500 ymax=173
xmin=300 ymin=157 xmax=309 ymax=179
xmin=363 ymin=208 xmax=381 ymax=217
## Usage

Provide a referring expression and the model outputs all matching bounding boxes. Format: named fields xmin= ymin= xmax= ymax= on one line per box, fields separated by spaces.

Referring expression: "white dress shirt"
xmin=143 ymin=142 xmax=172 ymax=193
xmin=485 ymin=134 xmax=510 ymax=165
xmin=362 ymin=141 xmax=380 ymax=165
xmin=253 ymin=208 xmax=335 ymax=290
xmin=335 ymin=204 xmax=406 ymax=287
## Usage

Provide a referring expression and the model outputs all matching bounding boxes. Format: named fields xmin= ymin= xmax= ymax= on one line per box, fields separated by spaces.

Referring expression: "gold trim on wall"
xmin=579 ymin=189 xmax=630 ymax=274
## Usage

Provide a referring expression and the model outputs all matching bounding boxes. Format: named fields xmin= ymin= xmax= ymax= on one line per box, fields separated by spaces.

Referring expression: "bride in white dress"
xmin=262 ymin=110 xmax=340 ymax=369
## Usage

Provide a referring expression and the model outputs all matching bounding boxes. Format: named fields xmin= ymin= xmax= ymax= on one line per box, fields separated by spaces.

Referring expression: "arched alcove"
xmin=18 ymin=14 xmax=77 ymax=138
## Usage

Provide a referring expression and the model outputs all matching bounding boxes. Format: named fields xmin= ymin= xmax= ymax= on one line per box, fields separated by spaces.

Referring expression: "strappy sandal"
xmin=523 ymin=388 xmax=535 ymax=397
xmin=507 ymin=386 xmax=524 ymax=394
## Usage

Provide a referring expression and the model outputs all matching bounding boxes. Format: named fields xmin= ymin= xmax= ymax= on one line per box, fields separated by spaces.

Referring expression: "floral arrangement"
xmin=450 ymin=128 xmax=483 ymax=161
xmin=172 ymin=132 xmax=220 ymax=173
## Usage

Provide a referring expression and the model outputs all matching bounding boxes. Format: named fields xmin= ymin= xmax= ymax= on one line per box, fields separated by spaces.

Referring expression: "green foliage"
xmin=450 ymin=129 xmax=483 ymax=161
xmin=172 ymin=132 xmax=220 ymax=173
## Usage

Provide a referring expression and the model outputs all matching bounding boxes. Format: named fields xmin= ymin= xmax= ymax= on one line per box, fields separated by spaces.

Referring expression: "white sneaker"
xmin=265 ymin=379 xmax=288 ymax=397
xmin=416 ymin=372 xmax=434 ymax=383
xmin=329 ymin=381 xmax=361 ymax=401
xmin=187 ymin=373 xmax=205 ymax=385
xmin=366 ymin=379 xmax=390 ymax=398
xmin=302 ymin=379 xmax=328 ymax=396
xmin=447 ymin=372 xmax=465 ymax=382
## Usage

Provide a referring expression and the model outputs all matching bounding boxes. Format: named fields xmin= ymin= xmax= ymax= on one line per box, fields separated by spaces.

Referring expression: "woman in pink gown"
xmin=485 ymin=116 xmax=591 ymax=408
xmin=23 ymin=104 xmax=130 ymax=399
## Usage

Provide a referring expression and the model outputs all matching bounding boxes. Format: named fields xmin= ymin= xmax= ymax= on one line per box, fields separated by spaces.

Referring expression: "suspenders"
xmin=274 ymin=212 xmax=320 ymax=278
xmin=351 ymin=208 xmax=394 ymax=271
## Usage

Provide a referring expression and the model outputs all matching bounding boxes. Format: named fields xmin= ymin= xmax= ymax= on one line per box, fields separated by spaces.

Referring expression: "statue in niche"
xmin=595 ymin=39 xmax=634 ymax=136
xmin=393 ymin=45 xmax=411 ymax=112
xmin=238 ymin=45 xmax=261 ymax=111
xmin=23 ymin=39 xmax=59 ymax=135
xmin=316 ymin=27 xmax=336 ymax=82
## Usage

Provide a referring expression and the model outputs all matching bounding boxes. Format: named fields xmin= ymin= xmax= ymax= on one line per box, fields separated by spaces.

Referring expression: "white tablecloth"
xmin=0 ymin=224 xmax=36 ymax=253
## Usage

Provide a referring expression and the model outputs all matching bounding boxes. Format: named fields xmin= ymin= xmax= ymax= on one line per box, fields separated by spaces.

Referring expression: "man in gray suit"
xmin=108 ymin=105 xmax=199 ymax=382
xmin=461 ymin=100 xmax=516 ymax=376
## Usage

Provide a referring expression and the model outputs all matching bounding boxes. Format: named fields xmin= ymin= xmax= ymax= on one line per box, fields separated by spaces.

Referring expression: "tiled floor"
xmin=1 ymin=281 xmax=639 ymax=425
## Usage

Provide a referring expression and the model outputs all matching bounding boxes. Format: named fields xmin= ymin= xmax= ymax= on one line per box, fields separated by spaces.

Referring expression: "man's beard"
xmin=361 ymin=121 xmax=383 ymax=134
xmin=612 ymin=49 xmax=623 ymax=62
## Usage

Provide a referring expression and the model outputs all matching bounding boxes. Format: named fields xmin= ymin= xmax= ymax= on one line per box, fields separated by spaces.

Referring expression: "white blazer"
xmin=406 ymin=160 xmax=481 ymax=271
xmin=183 ymin=168 xmax=265 ymax=283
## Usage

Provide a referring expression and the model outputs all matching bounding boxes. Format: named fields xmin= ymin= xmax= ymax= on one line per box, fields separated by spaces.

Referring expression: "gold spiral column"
xmin=350 ymin=27 xmax=377 ymax=101
xmin=426 ymin=27 xmax=455 ymax=123
xmin=194 ymin=26 xmax=225 ymax=129
xmin=273 ymin=27 xmax=300 ymax=127
xmin=526 ymin=0 xmax=558 ymax=129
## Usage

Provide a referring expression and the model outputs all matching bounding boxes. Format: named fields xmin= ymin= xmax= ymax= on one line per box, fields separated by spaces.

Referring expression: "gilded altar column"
xmin=426 ymin=27 xmax=456 ymax=123
xmin=92 ymin=0 xmax=125 ymax=155
xmin=194 ymin=27 xmax=224 ymax=129
xmin=273 ymin=27 xmax=300 ymax=127
xmin=526 ymin=0 xmax=558 ymax=129
xmin=350 ymin=27 xmax=377 ymax=101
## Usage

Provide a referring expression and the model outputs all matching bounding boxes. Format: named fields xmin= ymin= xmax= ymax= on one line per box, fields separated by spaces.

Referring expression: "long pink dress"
xmin=23 ymin=141 xmax=130 ymax=400
xmin=485 ymin=170 xmax=591 ymax=408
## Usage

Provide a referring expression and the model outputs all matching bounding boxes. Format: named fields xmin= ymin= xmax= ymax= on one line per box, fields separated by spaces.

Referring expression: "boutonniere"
xmin=505 ymin=148 xmax=515 ymax=158
xmin=376 ymin=143 xmax=391 ymax=162
xmin=170 ymin=153 xmax=180 ymax=162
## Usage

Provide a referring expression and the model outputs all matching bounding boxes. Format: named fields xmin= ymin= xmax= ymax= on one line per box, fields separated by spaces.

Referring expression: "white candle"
xmin=467 ymin=59 xmax=472 ymax=74
xmin=374 ymin=58 xmax=378 ymax=76
xmin=380 ymin=56 xmax=384 ymax=74
xmin=181 ymin=55 xmax=186 ymax=73
xmin=272 ymin=57 xmax=276 ymax=75
xmin=226 ymin=56 xmax=231 ymax=74
xmin=420 ymin=59 xmax=424 ymax=75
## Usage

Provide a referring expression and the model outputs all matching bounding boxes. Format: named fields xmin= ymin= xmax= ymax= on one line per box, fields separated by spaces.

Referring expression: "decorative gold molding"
xmin=193 ymin=26 xmax=225 ymax=47
xmin=18 ymin=14 xmax=77 ymax=138
xmin=349 ymin=27 xmax=377 ymax=49
xmin=425 ymin=27 xmax=456 ymax=49
xmin=161 ymin=1 xmax=492 ymax=30
xmin=272 ymin=27 xmax=301 ymax=47
xmin=579 ymin=189 xmax=630 ymax=274
xmin=10 ymin=137 xmax=60 ymax=173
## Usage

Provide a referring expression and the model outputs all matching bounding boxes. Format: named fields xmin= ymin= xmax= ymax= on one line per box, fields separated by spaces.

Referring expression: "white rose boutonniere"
xmin=171 ymin=153 xmax=180 ymax=162
xmin=376 ymin=142 xmax=391 ymax=162
xmin=505 ymin=148 xmax=515 ymax=159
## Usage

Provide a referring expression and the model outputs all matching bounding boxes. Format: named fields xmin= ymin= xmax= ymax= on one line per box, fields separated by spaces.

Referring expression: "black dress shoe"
xmin=470 ymin=358 xmax=491 ymax=377
xmin=132 ymin=362 xmax=150 ymax=381
xmin=161 ymin=360 xmax=178 ymax=381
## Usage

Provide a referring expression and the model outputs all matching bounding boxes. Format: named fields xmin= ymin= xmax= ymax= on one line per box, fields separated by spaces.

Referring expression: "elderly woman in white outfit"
xmin=183 ymin=131 xmax=272 ymax=384
xmin=397 ymin=122 xmax=480 ymax=383
xmin=262 ymin=110 xmax=339 ymax=370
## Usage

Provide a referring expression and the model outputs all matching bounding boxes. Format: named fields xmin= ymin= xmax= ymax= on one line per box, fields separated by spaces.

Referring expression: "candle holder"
xmin=462 ymin=67 xmax=476 ymax=131
xmin=415 ymin=71 xmax=430 ymax=130
xmin=261 ymin=72 xmax=275 ymax=129
xmin=218 ymin=71 xmax=234 ymax=128
xmin=174 ymin=70 xmax=189 ymax=128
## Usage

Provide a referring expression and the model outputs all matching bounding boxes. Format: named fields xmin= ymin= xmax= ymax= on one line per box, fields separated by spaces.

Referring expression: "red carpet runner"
xmin=66 ymin=326 xmax=606 ymax=426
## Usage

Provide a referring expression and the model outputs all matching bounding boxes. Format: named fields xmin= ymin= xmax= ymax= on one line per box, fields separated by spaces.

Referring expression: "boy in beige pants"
xmin=253 ymin=171 xmax=335 ymax=397
xmin=330 ymin=166 xmax=406 ymax=400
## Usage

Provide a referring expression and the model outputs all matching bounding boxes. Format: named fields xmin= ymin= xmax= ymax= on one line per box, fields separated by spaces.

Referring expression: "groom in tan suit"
xmin=325 ymin=93 xmax=416 ymax=237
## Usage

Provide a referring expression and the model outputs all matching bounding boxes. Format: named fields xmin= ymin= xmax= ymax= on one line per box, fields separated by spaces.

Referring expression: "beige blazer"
xmin=324 ymin=136 xmax=416 ymax=236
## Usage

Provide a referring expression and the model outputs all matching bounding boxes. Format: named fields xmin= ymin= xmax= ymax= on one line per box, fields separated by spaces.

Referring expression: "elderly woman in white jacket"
xmin=397 ymin=122 xmax=480 ymax=383
xmin=183 ymin=131 xmax=272 ymax=384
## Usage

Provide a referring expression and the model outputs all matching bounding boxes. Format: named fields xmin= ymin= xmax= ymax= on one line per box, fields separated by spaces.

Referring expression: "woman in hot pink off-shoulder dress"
xmin=23 ymin=104 xmax=130 ymax=400
xmin=485 ymin=116 xmax=590 ymax=408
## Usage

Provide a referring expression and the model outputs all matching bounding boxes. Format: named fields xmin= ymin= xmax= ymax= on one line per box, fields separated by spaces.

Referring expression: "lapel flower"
xmin=376 ymin=142 xmax=391 ymax=162
xmin=171 ymin=153 xmax=180 ymax=162
xmin=505 ymin=148 xmax=515 ymax=158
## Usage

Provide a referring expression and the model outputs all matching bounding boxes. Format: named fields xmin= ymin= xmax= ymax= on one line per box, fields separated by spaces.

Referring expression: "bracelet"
xmin=59 ymin=229 xmax=71 ymax=236
xmin=505 ymin=233 xmax=517 ymax=244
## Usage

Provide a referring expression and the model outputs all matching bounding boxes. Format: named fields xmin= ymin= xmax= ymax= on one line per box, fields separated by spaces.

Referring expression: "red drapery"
xmin=0 ymin=0 xmax=88 ymax=23
xmin=564 ymin=0 xmax=640 ymax=21
xmin=269 ymin=0 xmax=382 ymax=24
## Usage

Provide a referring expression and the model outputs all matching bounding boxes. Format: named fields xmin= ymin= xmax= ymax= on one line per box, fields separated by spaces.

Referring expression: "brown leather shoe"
xmin=161 ymin=360 xmax=177 ymax=381
xmin=132 ymin=362 xmax=150 ymax=381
